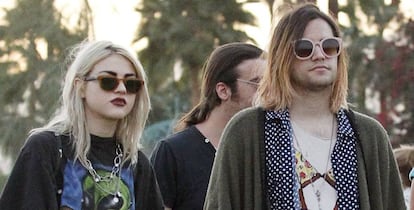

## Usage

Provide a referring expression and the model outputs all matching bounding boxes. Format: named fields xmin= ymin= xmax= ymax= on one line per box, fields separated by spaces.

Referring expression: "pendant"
xmin=98 ymin=193 xmax=124 ymax=209
xmin=315 ymin=190 xmax=321 ymax=201
xmin=315 ymin=190 xmax=322 ymax=210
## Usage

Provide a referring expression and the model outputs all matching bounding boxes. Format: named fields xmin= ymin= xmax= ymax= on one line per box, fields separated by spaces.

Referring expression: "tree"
xmin=341 ymin=0 xmax=414 ymax=145
xmin=328 ymin=0 xmax=338 ymax=18
xmin=262 ymin=0 xmax=414 ymax=145
xmin=262 ymin=0 xmax=276 ymax=16
xmin=135 ymin=0 xmax=259 ymax=127
xmin=0 ymin=0 xmax=89 ymax=159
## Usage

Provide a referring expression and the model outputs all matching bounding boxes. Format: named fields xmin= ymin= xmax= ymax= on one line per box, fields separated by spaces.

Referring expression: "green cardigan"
xmin=204 ymin=107 xmax=405 ymax=210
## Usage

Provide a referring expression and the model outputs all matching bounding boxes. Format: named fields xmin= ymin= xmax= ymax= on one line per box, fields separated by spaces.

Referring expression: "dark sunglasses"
xmin=84 ymin=75 xmax=144 ymax=94
xmin=292 ymin=37 xmax=342 ymax=60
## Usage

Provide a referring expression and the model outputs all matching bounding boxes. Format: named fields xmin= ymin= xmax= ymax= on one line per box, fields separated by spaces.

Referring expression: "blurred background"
xmin=0 ymin=0 xmax=413 ymax=188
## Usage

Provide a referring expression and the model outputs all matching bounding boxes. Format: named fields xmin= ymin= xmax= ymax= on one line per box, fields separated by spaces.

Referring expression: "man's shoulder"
xmin=222 ymin=107 xmax=264 ymax=141
xmin=347 ymin=109 xmax=384 ymax=129
xmin=346 ymin=109 xmax=389 ymax=143
xmin=160 ymin=126 xmax=202 ymax=146
xmin=229 ymin=107 xmax=264 ymax=125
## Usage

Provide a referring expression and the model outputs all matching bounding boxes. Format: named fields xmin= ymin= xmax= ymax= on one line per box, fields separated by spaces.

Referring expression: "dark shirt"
xmin=151 ymin=126 xmax=215 ymax=210
xmin=0 ymin=131 xmax=163 ymax=210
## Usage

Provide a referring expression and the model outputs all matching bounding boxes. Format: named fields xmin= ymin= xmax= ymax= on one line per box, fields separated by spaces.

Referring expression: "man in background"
xmin=151 ymin=42 xmax=266 ymax=210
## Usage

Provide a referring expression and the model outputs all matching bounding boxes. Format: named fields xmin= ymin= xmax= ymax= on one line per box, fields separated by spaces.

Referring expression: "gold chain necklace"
xmin=292 ymin=115 xmax=335 ymax=210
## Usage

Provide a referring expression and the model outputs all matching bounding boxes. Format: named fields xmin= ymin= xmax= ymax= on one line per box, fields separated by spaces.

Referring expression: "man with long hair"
xmin=204 ymin=4 xmax=405 ymax=210
xmin=151 ymin=42 xmax=265 ymax=210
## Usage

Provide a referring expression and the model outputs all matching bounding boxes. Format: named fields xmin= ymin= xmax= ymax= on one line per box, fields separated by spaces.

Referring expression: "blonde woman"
xmin=0 ymin=40 xmax=163 ymax=210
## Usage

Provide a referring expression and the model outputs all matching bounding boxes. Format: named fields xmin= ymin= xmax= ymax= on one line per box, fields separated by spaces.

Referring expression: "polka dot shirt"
xmin=264 ymin=109 xmax=360 ymax=210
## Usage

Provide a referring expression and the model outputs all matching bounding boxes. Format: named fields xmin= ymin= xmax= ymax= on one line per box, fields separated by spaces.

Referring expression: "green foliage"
xmin=136 ymin=0 xmax=259 ymax=150
xmin=0 ymin=0 xmax=88 ymax=158
xmin=342 ymin=1 xmax=414 ymax=144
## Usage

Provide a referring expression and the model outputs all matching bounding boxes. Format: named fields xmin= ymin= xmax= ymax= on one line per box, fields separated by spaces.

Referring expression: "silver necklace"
xmin=85 ymin=143 xmax=123 ymax=203
xmin=86 ymin=143 xmax=123 ymax=182
xmin=292 ymin=115 xmax=335 ymax=210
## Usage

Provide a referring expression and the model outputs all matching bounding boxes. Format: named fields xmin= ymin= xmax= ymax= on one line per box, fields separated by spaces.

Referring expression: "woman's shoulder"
xmin=16 ymin=130 xmax=62 ymax=171
xmin=137 ymin=150 xmax=151 ymax=168
xmin=134 ymin=150 xmax=155 ymax=176
xmin=25 ymin=130 xmax=60 ymax=150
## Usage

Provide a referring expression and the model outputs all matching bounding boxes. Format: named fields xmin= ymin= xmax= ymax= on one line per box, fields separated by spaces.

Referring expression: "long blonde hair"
xmin=256 ymin=3 xmax=348 ymax=113
xmin=31 ymin=40 xmax=151 ymax=166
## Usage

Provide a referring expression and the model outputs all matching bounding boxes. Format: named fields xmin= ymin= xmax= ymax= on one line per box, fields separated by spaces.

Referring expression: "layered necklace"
xmin=292 ymin=116 xmax=336 ymax=210
xmin=85 ymin=143 xmax=124 ymax=207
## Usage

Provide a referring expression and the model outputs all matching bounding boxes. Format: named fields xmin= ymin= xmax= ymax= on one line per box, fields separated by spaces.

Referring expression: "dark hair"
xmin=175 ymin=42 xmax=263 ymax=131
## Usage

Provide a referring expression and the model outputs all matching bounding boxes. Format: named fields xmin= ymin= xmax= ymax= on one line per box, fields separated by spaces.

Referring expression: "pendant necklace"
xmin=293 ymin=115 xmax=335 ymax=210
xmin=85 ymin=143 xmax=124 ymax=207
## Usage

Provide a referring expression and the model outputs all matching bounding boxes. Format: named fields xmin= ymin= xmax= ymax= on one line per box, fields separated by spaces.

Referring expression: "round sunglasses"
xmin=292 ymin=37 xmax=342 ymax=60
xmin=84 ymin=75 xmax=144 ymax=94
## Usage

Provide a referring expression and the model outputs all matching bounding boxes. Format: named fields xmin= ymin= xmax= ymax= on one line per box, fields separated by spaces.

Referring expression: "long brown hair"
xmin=175 ymin=42 xmax=264 ymax=131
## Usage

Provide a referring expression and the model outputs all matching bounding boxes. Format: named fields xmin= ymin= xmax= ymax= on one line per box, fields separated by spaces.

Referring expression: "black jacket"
xmin=0 ymin=131 xmax=163 ymax=210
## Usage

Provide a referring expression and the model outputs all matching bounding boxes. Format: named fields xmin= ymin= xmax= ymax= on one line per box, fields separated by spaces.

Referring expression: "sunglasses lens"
xmin=295 ymin=40 xmax=313 ymax=58
xmin=322 ymin=38 xmax=340 ymax=56
xmin=100 ymin=77 xmax=119 ymax=91
xmin=95 ymin=76 xmax=142 ymax=93
xmin=125 ymin=79 xmax=142 ymax=93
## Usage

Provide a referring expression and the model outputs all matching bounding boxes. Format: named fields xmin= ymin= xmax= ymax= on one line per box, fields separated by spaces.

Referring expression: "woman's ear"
xmin=74 ymin=77 xmax=86 ymax=98
xmin=215 ymin=82 xmax=232 ymax=101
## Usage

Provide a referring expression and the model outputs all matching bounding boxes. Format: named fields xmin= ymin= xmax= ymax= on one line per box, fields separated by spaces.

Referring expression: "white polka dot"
xmin=263 ymin=109 xmax=359 ymax=209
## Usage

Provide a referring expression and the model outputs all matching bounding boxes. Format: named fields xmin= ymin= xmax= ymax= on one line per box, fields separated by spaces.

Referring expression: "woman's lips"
xmin=111 ymin=98 xmax=126 ymax=106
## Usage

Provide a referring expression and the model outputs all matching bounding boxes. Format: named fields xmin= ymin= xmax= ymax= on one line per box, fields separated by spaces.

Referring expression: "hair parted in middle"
xmin=256 ymin=3 xmax=349 ymax=113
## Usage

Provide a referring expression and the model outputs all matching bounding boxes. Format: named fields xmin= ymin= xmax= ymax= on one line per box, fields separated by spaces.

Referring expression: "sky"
xmin=41 ymin=0 xmax=271 ymax=51
xmin=85 ymin=0 xmax=273 ymax=50
xmin=86 ymin=0 xmax=142 ymax=48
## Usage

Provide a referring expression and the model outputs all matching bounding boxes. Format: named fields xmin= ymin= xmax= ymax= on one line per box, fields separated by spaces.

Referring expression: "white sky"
xmin=85 ymin=0 xmax=273 ymax=50
xmin=49 ymin=0 xmax=272 ymax=50
xmin=87 ymin=0 xmax=141 ymax=48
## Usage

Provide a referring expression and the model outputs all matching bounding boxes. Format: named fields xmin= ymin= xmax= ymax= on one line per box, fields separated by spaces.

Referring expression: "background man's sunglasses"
xmin=293 ymin=37 xmax=342 ymax=60
xmin=84 ymin=75 xmax=143 ymax=94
